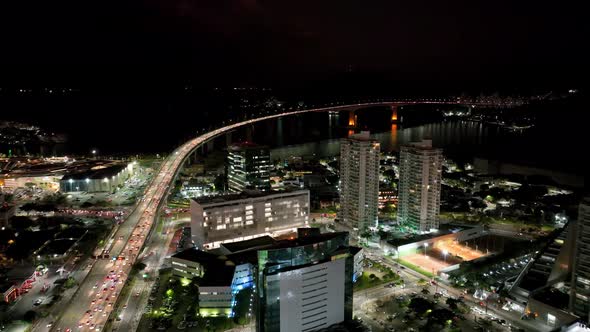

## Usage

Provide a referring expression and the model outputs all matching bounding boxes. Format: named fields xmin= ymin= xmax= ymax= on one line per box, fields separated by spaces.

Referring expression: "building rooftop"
xmin=61 ymin=163 xmax=128 ymax=181
xmin=193 ymin=188 xmax=308 ymax=205
xmin=55 ymin=227 xmax=88 ymax=240
xmin=348 ymin=131 xmax=375 ymax=142
xmin=272 ymin=231 xmax=348 ymax=250
xmin=401 ymin=139 xmax=442 ymax=151
xmin=220 ymin=236 xmax=277 ymax=254
xmin=172 ymin=248 xmax=237 ymax=286
xmin=532 ymin=287 xmax=570 ymax=311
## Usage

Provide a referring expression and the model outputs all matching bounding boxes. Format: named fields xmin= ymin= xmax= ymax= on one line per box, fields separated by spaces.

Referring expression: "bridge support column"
xmin=226 ymin=132 xmax=232 ymax=147
xmin=207 ymin=140 xmax=214 ymax=153
xmin=348 ymin=110 xmax=357 ymax=128
xmin=391 ymin=105 xmax=399 ymax=123
xmin=245 ymin=126 xmax=253 ymax=142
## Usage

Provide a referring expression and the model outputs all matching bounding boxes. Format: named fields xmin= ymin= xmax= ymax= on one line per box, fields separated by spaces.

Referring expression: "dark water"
xmin=225 ymin=111 xmax=586 ymax=175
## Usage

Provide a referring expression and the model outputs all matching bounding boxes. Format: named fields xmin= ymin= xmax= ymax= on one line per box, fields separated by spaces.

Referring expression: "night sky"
xmin=0 ymin=0 xmax=586 ymax=87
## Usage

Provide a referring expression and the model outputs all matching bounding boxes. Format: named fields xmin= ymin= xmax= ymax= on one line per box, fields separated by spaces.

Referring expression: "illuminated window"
xmin=233 ymin=217 xmax=242 ymax=223
xmin=216 ymin=225 xmax=226 ymax=230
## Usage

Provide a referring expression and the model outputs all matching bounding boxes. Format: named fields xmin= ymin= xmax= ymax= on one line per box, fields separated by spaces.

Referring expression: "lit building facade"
xmin=339 ymin=131 xmax=380 ymax=233
xmin=59 ymin=163 xmax=134 ymax=193
xmin=227 ymin=142 xmax=271 ymax=192
xmin=397 ymin=139 xmax=442 ymax=233
xmin=257 ymin=232 xmax=355 ymax=332
xmin=191 ymin=190 xmax=310 ymax=249
xmin=170 ymin=248 xmax=255 ymax=318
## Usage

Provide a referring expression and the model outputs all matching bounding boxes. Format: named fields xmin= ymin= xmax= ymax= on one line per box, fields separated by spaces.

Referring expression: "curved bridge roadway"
xmin=48 ymin=102 xmax=402 ymax=332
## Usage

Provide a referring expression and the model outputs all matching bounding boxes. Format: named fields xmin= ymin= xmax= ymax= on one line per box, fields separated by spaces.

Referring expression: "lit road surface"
xmin=46 ymin=102 xmax=407 ymax=332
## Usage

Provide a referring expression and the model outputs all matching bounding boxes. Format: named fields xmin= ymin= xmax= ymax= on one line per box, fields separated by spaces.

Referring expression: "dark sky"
xmin=0 ymin=0 xmax=586 ymax=87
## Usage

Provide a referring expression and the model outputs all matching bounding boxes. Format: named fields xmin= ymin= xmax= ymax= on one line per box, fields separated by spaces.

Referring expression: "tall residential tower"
xmin=397 ymin=139 xmax=442 ymax=233
xmin=339 ymin=131 xmax=380 ymax=233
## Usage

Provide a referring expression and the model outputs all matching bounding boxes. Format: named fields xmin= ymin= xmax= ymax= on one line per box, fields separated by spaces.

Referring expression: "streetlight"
xmin=442 ymin=249 xmax=448 ymax=263
xmin=424 ymin=243 xmax=428 ymax=257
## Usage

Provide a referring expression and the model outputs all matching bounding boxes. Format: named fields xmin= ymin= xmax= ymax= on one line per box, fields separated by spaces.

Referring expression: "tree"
xmin=166 ymin=289 xmax=174 ymax=298
xmin=446 ymin=297 xmax=461 ymax=311
xmin=427 ymin=308 xmax=456 ymax=327
xmin=9 ymin=216 xmax=34 ymax=230
xmin=417 ymin=278 xmax=427 ymax=286
xmin=383 ymin=169 xmax=396 ymax=183
xmin=409 ymin=297 xmax=434 ymax=317
xmin=24 ymin=310 xmax=37 ymax=322
xmin=64 ymin=277 xmax=77 ymax=289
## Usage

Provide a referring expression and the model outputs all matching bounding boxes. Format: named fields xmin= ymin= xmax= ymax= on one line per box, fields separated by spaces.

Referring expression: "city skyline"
xmin=0 ymin=1 xmax=588 ymax=332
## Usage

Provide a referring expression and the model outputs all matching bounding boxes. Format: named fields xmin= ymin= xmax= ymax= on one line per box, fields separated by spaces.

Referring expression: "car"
xmin=33 ymin=298 xmax=43 ymax=306
xmin=46 ymin=322 xmax=54 ymax=328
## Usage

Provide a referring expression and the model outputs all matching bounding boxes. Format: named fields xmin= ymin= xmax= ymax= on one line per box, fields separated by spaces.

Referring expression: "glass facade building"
xmin=256 ymin=232 xmax=354 ymax=332
xmin=227 ymin=142 xmax=271 ymax=193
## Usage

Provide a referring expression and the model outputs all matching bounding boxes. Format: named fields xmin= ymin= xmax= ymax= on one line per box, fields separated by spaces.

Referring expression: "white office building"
xmin=339 ymin=131 xmax=380 ymax=233
xmin=191 ymin=190 xmax=310 ymax=249
xmin=397 ymin=139 xmax=442 ymax=233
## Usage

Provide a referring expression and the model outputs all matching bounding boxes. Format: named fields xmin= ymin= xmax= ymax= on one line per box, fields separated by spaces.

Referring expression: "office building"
xmin=172 ymin=231 xmax=362 ymax=327
xmin=257 ymin=232 xmax=357 ymax=332
xmin=339 ymin=131 xmax=380 ymax=232
xmin=191 ymin=189 xmax=310 ymax=249
xmin=227 ymin=142 xmax=271 ymax=192
xmin=507 ymin=199 xmax=590 ymax=328
xmin=171 ymin=248 xmax=255 ymax=317
xmin=397 ymin=139 xmax=442 ymax=233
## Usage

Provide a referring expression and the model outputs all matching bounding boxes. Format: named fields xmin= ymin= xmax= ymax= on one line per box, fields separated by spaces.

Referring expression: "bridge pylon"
xmin=348 ymin=110 xmax=357 ymax=128
xmin=390 ymin=105 xmax=399 ymax=124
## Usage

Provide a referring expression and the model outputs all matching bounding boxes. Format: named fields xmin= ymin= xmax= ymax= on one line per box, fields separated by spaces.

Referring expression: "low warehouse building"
xmin=59 ymin=163 xmax=134 ymax=193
